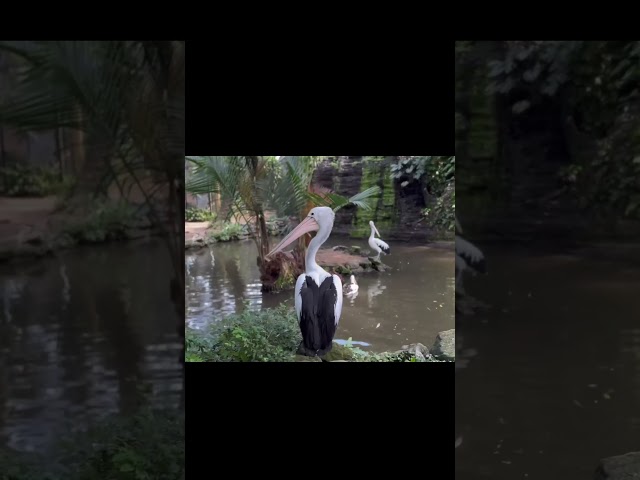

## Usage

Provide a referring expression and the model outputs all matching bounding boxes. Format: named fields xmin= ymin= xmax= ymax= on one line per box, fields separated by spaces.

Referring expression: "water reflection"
xmin=186 ymin=238 xmax=455 ymax=352
xmin=0 ymin=240 xmax=182 ymax=453
xmin=456 ymin=243 xmax=640 ymax=479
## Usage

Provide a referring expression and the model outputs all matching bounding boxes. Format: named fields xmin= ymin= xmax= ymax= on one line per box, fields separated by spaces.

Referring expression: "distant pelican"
xmin=455 ymin=216 xmax=486 ymax=295
xmin=343 ymin=275 xmax=359 ymax=296
xmin=266 ymin=206 xmax=343 ymax=357
xmin=368 ymin=221 xmax=390 ymax=262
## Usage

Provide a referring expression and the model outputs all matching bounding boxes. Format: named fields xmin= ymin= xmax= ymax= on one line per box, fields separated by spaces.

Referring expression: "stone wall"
xmin=311 ymin=156 xmax=433 ymax=242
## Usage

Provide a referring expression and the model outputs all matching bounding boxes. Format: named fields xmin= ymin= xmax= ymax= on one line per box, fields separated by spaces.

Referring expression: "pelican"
xmin=266 ymin=206 xmax=343 ymax=356
xmin=455 ymin=216 xmax=486 ymax=295
xmin=343 ymin=275 xmax=359 ymax=296
xmin=368 ymin=221 xmax=390 ymax=262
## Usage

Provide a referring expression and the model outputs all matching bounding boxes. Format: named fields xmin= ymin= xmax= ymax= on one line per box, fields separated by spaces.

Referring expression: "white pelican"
xmin=343 ymin=275 xmax=359 ymax=296
xmin=368 ymin=221 xmax=390 ymax=262
xmin=266 ymin=206 xmax=343 ymax=357
xmin=455 ymin=216 xmax=486 ymax=295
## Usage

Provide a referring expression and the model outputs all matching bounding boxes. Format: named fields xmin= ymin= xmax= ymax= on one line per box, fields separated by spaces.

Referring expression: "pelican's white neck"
xmin=305 ymin=221 xmax=332 ymax=275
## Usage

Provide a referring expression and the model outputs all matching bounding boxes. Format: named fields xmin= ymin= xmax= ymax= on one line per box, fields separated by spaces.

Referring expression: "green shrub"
xmin=0 ymin=409 xmax=184 ymax=480
xmin=185 ymin=206 xmax=216 ymax=222
xmin=209 ymin=222 xmax=245 ymax=242
xmin=186 ymin=304 xmax=301 ymax=362
xmin=62 ymin=199 xmax=139 ymax=243
xmin=0 ymin=164 xmax=75 ymax=198
xmin=423 ymin=182 xmax=455 ymax=234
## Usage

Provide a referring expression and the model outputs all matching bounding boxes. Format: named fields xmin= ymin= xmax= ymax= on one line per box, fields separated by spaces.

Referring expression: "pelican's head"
xmin=308 ymin=206 xmax=335 ymax=228
xmin=350 ymin=274 xmax=357 ymax=285
xmin=266 ymin=207 xmax=335 ymax=259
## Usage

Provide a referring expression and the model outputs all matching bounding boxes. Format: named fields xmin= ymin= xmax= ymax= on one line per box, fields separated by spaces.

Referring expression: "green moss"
xmin=335 ymin=265 xmax=352 ymax=275
xmin=350 ymin=158 xmax=395 ymax=238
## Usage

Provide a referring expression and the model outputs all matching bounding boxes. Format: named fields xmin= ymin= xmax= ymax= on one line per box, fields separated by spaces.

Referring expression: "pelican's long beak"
xmin=374 ymin=226 xmax=381 ymax=237
xmin=266 ymin=216 xmax=320 ymax=259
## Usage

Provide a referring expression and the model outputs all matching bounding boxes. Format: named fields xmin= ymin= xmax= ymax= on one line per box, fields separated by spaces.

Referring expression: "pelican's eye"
xmin=311 ymin=213 xmax=314 ymax=216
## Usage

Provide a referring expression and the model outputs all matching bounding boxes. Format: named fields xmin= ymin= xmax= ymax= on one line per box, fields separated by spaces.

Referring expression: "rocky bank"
xmin=295 ymin=329 xmax=455 ymax=362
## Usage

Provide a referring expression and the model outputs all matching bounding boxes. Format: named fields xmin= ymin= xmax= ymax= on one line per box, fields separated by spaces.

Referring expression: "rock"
xmin=368 ymin=258 xmax=391 ymax=271
xmin=431 ymin=329 xmax=455 ymax=361
xmin=595 ymin=451 xmax=640 ymax=480
xmin=594 ymin=452 xmax=640 ymax=480
xmin=320 ymin=343 xmax=358 ymax=362
xmin=332 ymin=245 xmax=350 ymax=252
xmin=387 ymin=350 xmax=416 ymax=362
xmin=350 ymin=245 xmax=361 ymax=254
xmin=295 ymin=355 xmax=322 ymax=362
xmin=400 ymin=343 xmax=430 ymax=360
xmin=309 ymin=156 xmax=431 ymax=242
xmin=185 ymin=234 xmax=210 ymax=249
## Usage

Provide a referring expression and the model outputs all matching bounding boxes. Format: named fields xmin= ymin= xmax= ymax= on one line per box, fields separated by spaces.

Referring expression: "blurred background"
xmin=0 ymin=41 xmax=184 ymax=479
xmin=455 ymin=41 xmax=640 ymax=479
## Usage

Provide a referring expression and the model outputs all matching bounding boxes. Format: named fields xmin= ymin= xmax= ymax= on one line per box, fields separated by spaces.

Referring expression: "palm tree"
xmin=185 ymin=155 xmax=381 ymax=290
xmin=0 ymin=41 xmax=185 ymax=400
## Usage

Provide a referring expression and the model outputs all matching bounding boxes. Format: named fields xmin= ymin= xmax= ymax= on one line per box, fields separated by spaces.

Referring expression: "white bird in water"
xmin=266 ymin=207 xmax=343 ymax=357
xmin=368 ymin=221 xmax=390 ymax=262
xmin=455 ymin=216 xmax=486 ymax=295
xmin=343 ymin=275 xmax=359 ymax=296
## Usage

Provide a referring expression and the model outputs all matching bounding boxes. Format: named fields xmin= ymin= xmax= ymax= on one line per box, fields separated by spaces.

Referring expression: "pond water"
xmin=455 ymin=241 xmax=640 ymax=479
xmin=0 ymin=239 xmax=183 ymax=453
xmin=186 ymin=235 xmax=455 ymax=353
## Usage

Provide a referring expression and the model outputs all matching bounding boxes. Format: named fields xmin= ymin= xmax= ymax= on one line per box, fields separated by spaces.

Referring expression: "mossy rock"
xmin=367 ymin=258 xmax=391 ymax=271
xmin=320 ymin=343 xmax=358 ymax=362
xmin=335 ymin=265 xmax=352 ymax=275
xmin=295 ymin=355 xmax=322 ymax=362
xmin=350 ymin=245 xmax=361 ymax=254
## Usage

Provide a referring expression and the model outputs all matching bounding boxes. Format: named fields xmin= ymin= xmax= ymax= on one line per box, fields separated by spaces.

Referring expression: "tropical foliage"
xmin=391 ymin=156 xmax=456 ymax=232
xmin=0 ymin=40 xmax=185 ymax=276
xmin=185 ymin=156 xmax=381 ymax=289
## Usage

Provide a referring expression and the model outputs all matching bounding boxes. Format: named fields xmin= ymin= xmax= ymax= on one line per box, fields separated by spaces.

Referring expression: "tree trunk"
xmin=246 ymin=157 xmax=270 ymax=262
